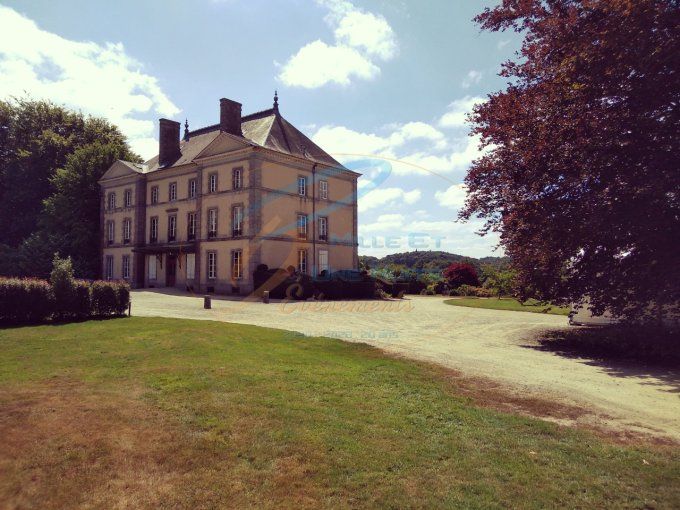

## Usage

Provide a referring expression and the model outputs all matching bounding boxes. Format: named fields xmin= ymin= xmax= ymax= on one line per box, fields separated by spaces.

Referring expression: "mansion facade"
xmin=98 ymin=95 xmax=359 ymax=295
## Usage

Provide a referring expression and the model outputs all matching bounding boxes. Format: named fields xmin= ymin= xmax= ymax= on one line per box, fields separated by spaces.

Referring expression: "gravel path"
xmin=132 ymin=290 xmax=680 ymax=441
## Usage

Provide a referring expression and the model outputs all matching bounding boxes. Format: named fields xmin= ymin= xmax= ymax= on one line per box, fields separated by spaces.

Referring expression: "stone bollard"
xmin=204 ymin=295 xmax=211 ymax=309
xmin=262 ymin=291 xmax=270 ymax=304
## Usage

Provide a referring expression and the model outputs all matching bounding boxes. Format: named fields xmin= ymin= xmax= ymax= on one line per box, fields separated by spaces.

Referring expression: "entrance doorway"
xmin=166 ymin=254 xmax=177 ymax=287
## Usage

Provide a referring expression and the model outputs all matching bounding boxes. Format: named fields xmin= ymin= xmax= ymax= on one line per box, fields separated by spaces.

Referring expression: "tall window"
xmin=208 ymin=208 xmax=217 ymax=238
xmin=232 ymin=167 xmax=243 ymax=189
xmin=148 ymin=256 xmax=157 ymax=280
xmin=209 ymin=173 xmax=218 ymax=193
xmin=168 ymin=215 xmax=177 ymax=241
xmin=122 ymin=255 xmax=130 ymax=279
xmin=124 ymin=189 xmax=132 ymax=207
xmin=297 ymin=214 xmax=307 ymax=238
xmin=320 ymin=180 xmax=328 ymax=200
xmin=318 ymin=216 xmax=328 ymax=241
xmin=187 ymin=212 xmax=196 ymax=240
xmin=207 ymin=252 xmax=217 ymax=279
xmin=298 ymin=176 xmax=307 ymax=196
xmin=107 ymin=221 xmax=114 ymax=244
xmin=318 ymin=250 xmax=329 ymax=275
xmin=232 ymin=205 xmax=243 ymax=236
xmin=169 ymin=182 xmax=177 ymax=202
xmin=108 ymin=192 xmax=116 ymax=210
xmin=232 ymin=250 xmax=243 ymax=279
xmin=297 ymin=249 xmax=307 ymax=275
xmin=151 ymin=186 xmax=159 ymax=204
xmin=150 ymin=216 xmax=158 ymax=243
xmin=105 ymin=255 xmax=114 ymax=280
xmin=189 ymin=178 xmax=197 ymax=199
xmin=123 ymin=218 xmax=131 ymax=243
xmin=186 ymin=253 xmax=196 ymax=279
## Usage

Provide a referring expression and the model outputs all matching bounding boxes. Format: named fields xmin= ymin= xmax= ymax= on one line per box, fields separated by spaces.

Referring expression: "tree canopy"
xmin=462 ymin=0 xmax=680 ymax=321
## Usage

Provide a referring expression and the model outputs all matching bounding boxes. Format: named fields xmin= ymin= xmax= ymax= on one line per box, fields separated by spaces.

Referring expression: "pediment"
xmin=99 ymin=160 xmax=143 ymax=182
xmin=195 ymin=132 xmax=252 ymax=159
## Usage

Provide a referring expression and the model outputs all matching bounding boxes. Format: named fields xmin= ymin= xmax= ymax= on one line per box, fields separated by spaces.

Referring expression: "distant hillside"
xmin=359 ymin=251 xmax=510 ymax=273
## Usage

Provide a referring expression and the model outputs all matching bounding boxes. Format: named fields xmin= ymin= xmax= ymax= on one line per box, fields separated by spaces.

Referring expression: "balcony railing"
xmin=232 ymin=228 xmax=243 ymax=237
xmin=150 ymin=236 xmax=157 ymax=244
xmin=188 ymin=232 xmax=196 ymax=241
xmin=208 ymin=231 xmax=217 ymax=239
xmin=168 ymin=234 xmax=176 ymax=242
xmin=319 ymin=234 xmax=327 ymax=241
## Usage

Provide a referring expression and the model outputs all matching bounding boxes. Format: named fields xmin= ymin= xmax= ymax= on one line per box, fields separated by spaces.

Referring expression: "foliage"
xmin=462 ymin=0 xmax=680 ymax=322
xmin=450 ymin=284 xmax=495 ymax=298
xmin=443 ymin=262 xmax=480 ymax=288
xmin=445 ymin=297 xmax=571 ymax=316
xmin=481 ymin=265 xmax=517 ymax=298
xmin=0 ymin=98 xmax=139 ymax=278
xmin=50 ymin=253 xmax=76 ymax=319
xmin=0 ymin=278 xmax=54 ymax=323
xmin=360 ymin=251 xmax=509 ymax=274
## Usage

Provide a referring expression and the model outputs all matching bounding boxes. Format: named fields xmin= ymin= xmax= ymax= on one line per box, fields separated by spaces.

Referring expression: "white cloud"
xmin=278 ymin=0 xmax=397 ymax=88
xmin=359 ymin=213 xmax=405 ymax=233
xmin=0 ymin=5 xmax=178 ymax=159
xmin=438 ymin=96 xmax=485 ymax=128
xmin=435 ymin=183 xmax=468 ymax=210
xmin=497 ymin=39 xmax=511 ymax=50
xmin=461 ymin=69 xmax=482 ymax=88
xmin=359 ymin=187 xmax=421 ymax=213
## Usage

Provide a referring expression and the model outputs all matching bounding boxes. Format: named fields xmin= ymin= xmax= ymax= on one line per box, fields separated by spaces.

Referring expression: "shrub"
xmin=455 ymin=285 xmax=495 ymax=298
xmin=50 ymin=254 xmax=77 ymax=319
xmin=113 ymin=281 xmax=130 ymax=315
xmin=91 ymin=280 xmax=120 ymax=316
xmin=443 ymin=263 xmax=480 ymax=288
xmin=0 ymin=277 xmax=54 ymax=324
xmin=72 ymin=280 xmax=92 ymax=319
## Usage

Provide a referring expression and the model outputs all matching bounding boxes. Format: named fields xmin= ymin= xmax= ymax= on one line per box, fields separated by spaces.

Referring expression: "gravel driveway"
xmin=131 ymin=290 xmax=680 ymax=441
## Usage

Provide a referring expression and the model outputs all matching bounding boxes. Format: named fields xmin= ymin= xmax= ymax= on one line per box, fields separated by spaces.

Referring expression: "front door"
xmin=166 ymin=254 xmax=177 ymax=287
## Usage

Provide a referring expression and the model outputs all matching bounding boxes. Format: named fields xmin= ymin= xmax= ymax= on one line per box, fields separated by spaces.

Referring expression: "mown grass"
xmin=445 ymin=297 xmax=571 ymax=316
xmin=0 ymin=318 xmax=677 ymax=509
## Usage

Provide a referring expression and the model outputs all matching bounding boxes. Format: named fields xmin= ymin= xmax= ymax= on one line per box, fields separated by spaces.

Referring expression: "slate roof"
xmin=141 ymin=108 xmax=344 ymax=173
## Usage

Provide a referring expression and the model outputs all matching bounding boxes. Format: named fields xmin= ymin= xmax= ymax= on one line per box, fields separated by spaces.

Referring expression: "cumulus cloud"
xmin=358 ymin=186 xmax=421 ymax=213
xmin=278 ymin=0 xmax=397 ymax=88
xmin=438 ymin=96 xmax=485 ymax=128
xmin=435 ymin=183 xmax=468 ymax=210
xmin=0 ymin=5 xmax=178 ymax=159
xmin=461 ymin=69 xmax=482 ymax=88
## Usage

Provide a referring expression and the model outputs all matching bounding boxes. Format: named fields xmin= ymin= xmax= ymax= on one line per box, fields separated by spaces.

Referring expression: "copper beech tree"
xmin=461 ymin=0 xmax=680 ymax=321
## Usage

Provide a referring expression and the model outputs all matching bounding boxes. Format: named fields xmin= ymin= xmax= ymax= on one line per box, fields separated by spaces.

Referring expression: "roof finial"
xmin=183 ymin=118 xmax=189 ymax=141
xmin=273 ymin=90 xmax=279 ymax=113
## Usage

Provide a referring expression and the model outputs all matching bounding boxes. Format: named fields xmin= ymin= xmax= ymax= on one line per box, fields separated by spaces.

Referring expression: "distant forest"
xmin=359 ymin=251 xmax=510 ymax=274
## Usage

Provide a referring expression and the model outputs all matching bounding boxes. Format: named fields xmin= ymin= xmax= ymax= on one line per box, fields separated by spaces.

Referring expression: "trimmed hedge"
xmin=449 ymin=285 xmax=495 ymax=298
xmin=0 ymin=277 xmax=129 ymax=325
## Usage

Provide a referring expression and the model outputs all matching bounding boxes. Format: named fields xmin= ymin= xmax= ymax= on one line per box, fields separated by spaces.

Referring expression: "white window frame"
xmin=318 ymin=216 xmax=328 ymax=240
xmin=232 ymin=205 xmax=243 ymax=236
xmin=168 ymin=215 xmax=177 ymax=241
xmin=169 ymin=182 xmax=177 ymax=202
xmin=124 ymin=189 xmax=132 ymax=207
xmin=209 ymin=173 xmax=218 ymax=193
xmin=297 ymin=214 xmax=307 ymax=238
xmin=297 ymin=249 xmax=307 ymax=275
xmin=108 ymin=192 xmax=116 ymax=210
xmin=188 ymin=212 xmax=196 ymax=239
xmin=150 ymin=216 xmax=158 ymax=242
xmin=208 ymin=208 xmax=218 ymax=237
xmin=107 ymin=221 xmax=114 ymax=244
xmin=123 ymin=218 xmax=131 ymax=243
xmin=186 ymin=253 xmax=196 ymax=280
xmin=105 ymin=255 xmax=114 ymax=280
xmin=151 ymin=186 xmax=159 ymax=204
xmin=189 ymin=179 xmax=196 ymax=199
xmin=318 ymin=249 xmax=329 ymax=275
xmin=207 ymin=252 xmax=217 ymax=279
xmin=232 ymin=250 xmax=243 ymax=280
xmin=122 ymin=255 xmax=130 ymax=279
xmin=298 ymin=176 xmax=306 ymax=196
xmin=148 ymin=255 xmax=157 ymax=280
xmin=232 ymin=167 xmax=243 ymax=189
xmin=320 ymin=180 xmax=328 ymax=200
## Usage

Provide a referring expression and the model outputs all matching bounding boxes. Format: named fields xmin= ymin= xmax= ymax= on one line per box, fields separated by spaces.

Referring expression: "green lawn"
xmin=445 ymin=297 xmax=571 ymax=316
xmin=0 ymin=318 xmax=677 ymax=509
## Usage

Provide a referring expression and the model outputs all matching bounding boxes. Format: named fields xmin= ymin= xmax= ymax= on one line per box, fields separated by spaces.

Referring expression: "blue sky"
xmin=0 ymin=0 xmax=520 ymax=258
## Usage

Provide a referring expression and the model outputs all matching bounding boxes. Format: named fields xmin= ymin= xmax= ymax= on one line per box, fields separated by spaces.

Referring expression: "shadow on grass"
xmin=524 ymin=325 xmax=680 ymax=393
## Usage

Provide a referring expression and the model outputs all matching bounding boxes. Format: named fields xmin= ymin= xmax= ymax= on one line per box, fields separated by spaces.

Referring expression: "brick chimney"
xmin=158 ymin=118 xmax=181 ymax=167
xmin=220 ymin=98 xmax=242 ymax=136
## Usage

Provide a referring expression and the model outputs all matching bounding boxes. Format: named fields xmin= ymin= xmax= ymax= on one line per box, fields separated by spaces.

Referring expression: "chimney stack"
xmin=158 ymin=118 xmax=181 ymax=167
xmin=219 ymin=98 xmax=242 ymax=136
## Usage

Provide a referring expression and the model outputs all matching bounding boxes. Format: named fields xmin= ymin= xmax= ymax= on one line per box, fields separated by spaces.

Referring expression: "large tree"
xmin=462 ymin=0 xmax=680 ymax=321
xmin=0 ymin=99 xmax=139 ymax=278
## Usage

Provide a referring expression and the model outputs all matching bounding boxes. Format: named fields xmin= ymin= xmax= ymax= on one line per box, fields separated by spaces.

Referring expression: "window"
xmin=105 ymin=255 xmax=114 ymax=280
xmin=151 ymin=186 xmax=159 ymax=204
xmin=298 ymin=176 xmax=307 ymax=196
xmin=232 ymin=250 xmax=243 ymax=279
xmin=320 ymin=180 xmax=328 ymax=200
xmin=232 ymin=167 xmax=243 ymax=189
xmin=297 ymin=249 xmax=307 ymax=275
xmin=107 ymin=221 xmax=114 ymax=245
xmin=123 ymin=218 xmax=131 ymax=243
xmin=232 ymin=205 xmax=243 ymax=236
xmin=208 ymin=208 xmax=217 ymax=238
xmin=189 ymin=179 xmax=197 ymax=199
xmin=297 ymin=214 xmax=307 ymax=238
xmin=318 ymin=216 xmax=328 ymax=241
xmin=207 ymin=252 xmax=217 ymax=279
xmin=150 ymin=216 xmax=158 ymax=243
xmin=187 ymin=212 xmax=196 ymax=240
xmin=168 ymin=215 xmax=177 ymax=241
xmin=209 ymin=173 xmax=218 ymax=193
xmin=148 ymin=255 xmax=157 ymax=280
xmin=169 ymin=182 xmax=177 ymax=201
xmin=186 ymin=253 xmax=196 ymax=280
xmin=318 ymin=250 xmax=329 ymax=275
xmin=122 ymin=255 xmax=130 ymax=279
xmin=108 ymin=192 xmax=116 ymax=210
xmin=124 ymin=189 xmax=132 ymax=207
